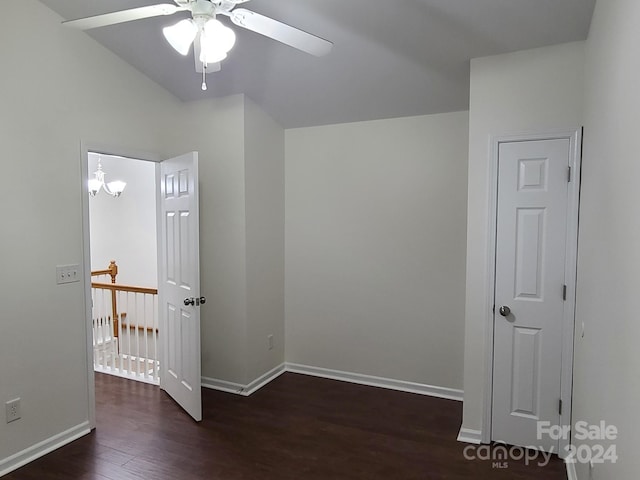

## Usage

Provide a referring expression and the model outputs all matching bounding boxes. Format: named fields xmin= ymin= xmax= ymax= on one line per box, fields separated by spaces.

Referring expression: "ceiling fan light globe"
xmin=203 ymin=18 xmax=236 ymax=53
xmin=163 ymin=19 xmax=197 ymax=55
xmin=199 ymin=44 xmax=227 ymax=64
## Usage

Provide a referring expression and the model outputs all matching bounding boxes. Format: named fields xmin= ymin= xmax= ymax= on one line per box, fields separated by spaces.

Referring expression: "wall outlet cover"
xmin=5 ymin=398 xmax=21 ymax=423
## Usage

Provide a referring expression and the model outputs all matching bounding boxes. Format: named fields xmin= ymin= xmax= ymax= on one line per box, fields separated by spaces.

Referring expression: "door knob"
xmin=499 ymin=305 xmax=511 ymax=317
xmin=184 ymin=297 xmax=206 ymax=306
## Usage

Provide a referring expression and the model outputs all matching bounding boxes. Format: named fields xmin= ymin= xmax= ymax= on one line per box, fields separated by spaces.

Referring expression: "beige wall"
xmin=285 ymin=112 xmax=469 ymax=389
xmin=14 ymin=1 xmax=638 ymax=477
xmin=160 ymin=95 xmax=249 ymax=384
xmin=462 ymin=42 xmax=585 ymax=433
xmin=88 ymin=153 xmax=158 ymax=288
xmin=245 ymin=98 xmax=286 ymax=382
xmin=0 ymin=2 xmax=286 ymax=471
xmin=0 ymin=0 xmax=181 ymax=468
xmin=158 ymin=94 xmax=286 ymax=386
xmin=573 ymin=0 xmax=640 ymax=478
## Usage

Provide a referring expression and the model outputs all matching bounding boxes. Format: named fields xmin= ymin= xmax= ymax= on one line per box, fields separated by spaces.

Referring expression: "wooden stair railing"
xmin=91 ymin=261 xmax=158 ymax=339
xmin=91 ymin=260 xmax=119 ymax=336
xmin=91 ymin=260 xmax=118 ymax=283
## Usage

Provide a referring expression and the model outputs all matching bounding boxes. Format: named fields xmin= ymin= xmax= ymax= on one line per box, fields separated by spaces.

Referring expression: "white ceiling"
xmin=39 ymin=0 xmax=595 ymax=128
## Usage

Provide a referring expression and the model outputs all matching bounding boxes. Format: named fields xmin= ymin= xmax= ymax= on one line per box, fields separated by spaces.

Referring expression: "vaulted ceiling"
xmin=39 ymin=0 xmax=595 ymax=128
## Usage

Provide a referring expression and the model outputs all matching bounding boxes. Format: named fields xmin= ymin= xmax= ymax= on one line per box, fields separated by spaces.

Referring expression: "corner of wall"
xmin=243 ymin=98 xmax=286 ymax=383
xmin=462 ymin=41 xmax=585 ymax=436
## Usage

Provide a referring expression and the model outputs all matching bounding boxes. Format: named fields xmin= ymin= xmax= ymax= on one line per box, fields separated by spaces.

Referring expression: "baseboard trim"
xmin=0 ymin=421 xmax=91 ymax=477
xmin=565 ymin=460 xmax=577 ymax=480
xmin=285 ymin=363 xmax=464 ymax=401
xmin=244 ymin=364 xmax=287 ymax=396
xmin=201 ymin=363 xmax=286 ymax=397
xmin=201 ymin=376 xmax=245 ymax=395
xmin=202 ymin=363 xmax=463 ymax=403
xmin=456 ymin=427 xmax=483 ymax=444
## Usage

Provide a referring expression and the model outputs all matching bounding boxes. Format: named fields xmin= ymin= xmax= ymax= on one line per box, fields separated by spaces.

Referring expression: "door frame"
xmin=79 ymin=141 xmax=161 ymax=429
xmin=481 ymin=128 xmax=582 ymax=457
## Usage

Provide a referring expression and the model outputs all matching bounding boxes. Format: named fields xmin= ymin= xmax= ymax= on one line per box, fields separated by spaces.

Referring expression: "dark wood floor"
xmin=7 ymin=373 xmax=567 ymax=479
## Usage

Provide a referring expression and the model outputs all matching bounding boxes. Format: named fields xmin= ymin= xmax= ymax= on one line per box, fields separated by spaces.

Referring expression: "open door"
xmin=158 ymin=152 xmax=202 ymax=421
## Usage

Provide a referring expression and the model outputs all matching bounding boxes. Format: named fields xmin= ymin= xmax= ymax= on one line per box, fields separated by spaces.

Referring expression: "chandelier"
xmin=88 ymin=157 xmax=126 ymax=198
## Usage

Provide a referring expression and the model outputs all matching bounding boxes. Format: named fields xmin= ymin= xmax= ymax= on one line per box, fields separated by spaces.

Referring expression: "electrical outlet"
xmin=5 ymin=398 xmax=21 ymax=423
xmin=268 ymin=334 xmax=274 ymax=351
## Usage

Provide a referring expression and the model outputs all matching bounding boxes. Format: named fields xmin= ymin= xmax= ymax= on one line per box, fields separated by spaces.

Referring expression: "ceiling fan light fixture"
xmin=203 ymin=18 xmax=236 ymax=54
xmin=163 ymin=18 xmax=198 ymax=55
xmin=63 ymin=2 xmax=334 ymax=88
xmin=199 ymin=47 xmax=227 ymax=64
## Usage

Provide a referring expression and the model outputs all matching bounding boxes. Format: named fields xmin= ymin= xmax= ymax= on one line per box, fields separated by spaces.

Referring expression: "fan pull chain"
xmin=201 ymin=63 xmax=207 ymax=91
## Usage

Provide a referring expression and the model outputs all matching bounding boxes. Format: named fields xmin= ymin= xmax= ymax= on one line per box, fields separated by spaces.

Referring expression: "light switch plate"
xmin=56 ymin=264 xmax=81 ymax=284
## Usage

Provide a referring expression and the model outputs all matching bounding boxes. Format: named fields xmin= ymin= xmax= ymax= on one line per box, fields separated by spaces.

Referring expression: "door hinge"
xmin=567 ymin=166 xmax=572 ymax=182
xmin=563 ymin=285 xmax=567 ymax=301
xmin=559 ymin=398 xmax=563 ymax=416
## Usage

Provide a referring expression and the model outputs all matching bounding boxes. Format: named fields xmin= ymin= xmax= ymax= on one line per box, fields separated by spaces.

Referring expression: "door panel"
xmin=159 ymin=152 xmax=202 ymax=422
xmin=492 ymin=139 xmax=569 ymax=451
xmin=515 ymin=208 xmax=545 ymax=299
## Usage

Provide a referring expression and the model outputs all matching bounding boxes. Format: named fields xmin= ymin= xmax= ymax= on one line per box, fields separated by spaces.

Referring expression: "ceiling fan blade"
xmin=194 ymin=37 xmax=221 ymax=74
xmin=63 ymin=4 xmax=185 ymax=30
xmin=228 ymin=9 xmax=333 ymax=57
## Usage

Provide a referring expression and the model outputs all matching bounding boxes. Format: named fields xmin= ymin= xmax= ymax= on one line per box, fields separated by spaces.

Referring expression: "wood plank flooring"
xmin=6 ymin=373 xmax=567 ymax=479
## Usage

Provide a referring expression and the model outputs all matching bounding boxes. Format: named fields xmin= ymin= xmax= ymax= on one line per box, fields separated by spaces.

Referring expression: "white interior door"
xmin=159 ymin=152 xmax=202 ymax=421
xmin=491 ymin=139 xmax=570 ymax=450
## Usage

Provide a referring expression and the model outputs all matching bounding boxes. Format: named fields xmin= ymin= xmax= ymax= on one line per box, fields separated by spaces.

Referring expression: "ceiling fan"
xmin=63 ymin=0 xmax=333 ymax=90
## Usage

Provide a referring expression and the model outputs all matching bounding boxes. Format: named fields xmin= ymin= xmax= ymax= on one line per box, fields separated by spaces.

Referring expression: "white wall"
xmin=461 ymin=42 xmax=584 ymax=434
xmin=159 ymin=95 xmax=286 ymax=386
xmin=0 ymin=0 xmax=180 ymax=471
xmin=285 ymin=112 xmax=468 ymax=389
xmin=0 ymin=2 xmax=286 ymax=472
xmin=245 ymin=98 xmax=285 ymax=382
xmin=572 ymin=1 xmax=640 ymax=478
xmin=160 ymin=95 xmax=249 ymax=384
xmin=88 ymin=153 xmax=157 ymax=287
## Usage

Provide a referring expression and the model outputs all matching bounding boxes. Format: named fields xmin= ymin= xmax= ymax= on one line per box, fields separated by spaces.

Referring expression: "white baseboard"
xmin=202 ymin=362 xmax=463 ymax=403
xmin=456 ymin=426 xmax=483 ymax=444
xmin=0 ymin=422 xmax=91 ymax=477
xmin=285 ymin=363 xmax=464 ymax=401
xmin=202 ymin=363 xmax=286 ymax=397
xmin=201 ymin=376 xmax=246 ymax=395
xmin=244 ymin=364 xmax=286 ymax=395
xmin=566 ymin=461 xmax=577 ymax=480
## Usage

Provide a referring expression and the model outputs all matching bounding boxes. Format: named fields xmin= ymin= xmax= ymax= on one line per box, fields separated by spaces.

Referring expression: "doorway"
xmin=87 ymin=152 xmax=160 ymax=384
xmin=485 ymin=130 xmax=581 ymax=457
xmin=81 ymin=145 xmax=204 ymax=426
